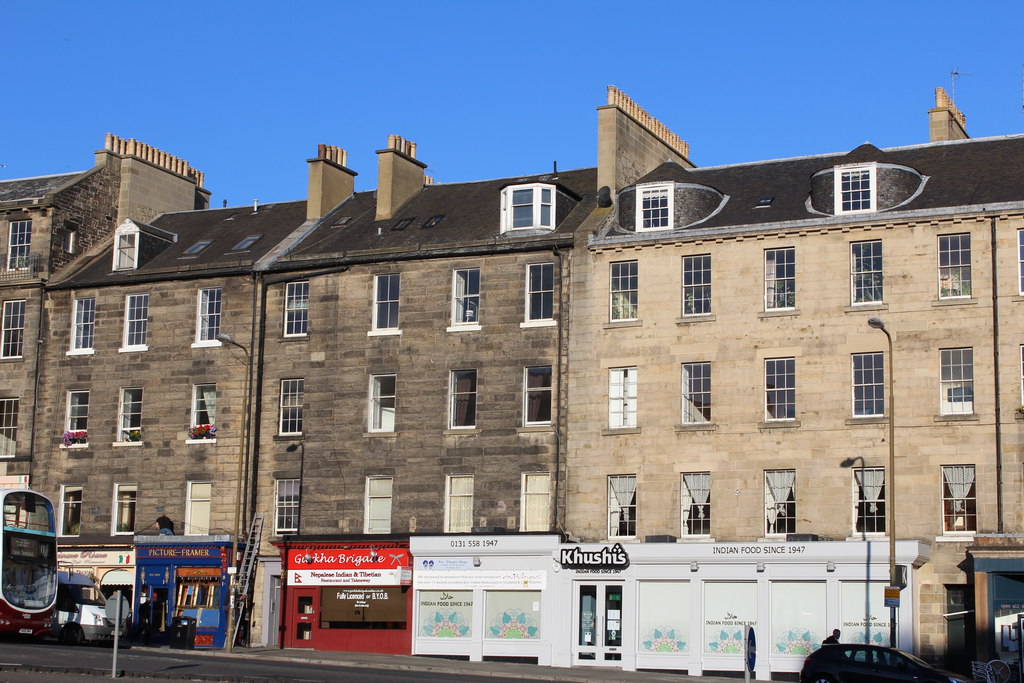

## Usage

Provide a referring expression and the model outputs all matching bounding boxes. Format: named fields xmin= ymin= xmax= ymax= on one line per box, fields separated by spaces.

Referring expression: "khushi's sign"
xmin=286 ymin=548 xmax=410 ymax=586
xmin=559 ymin=543 xmax=630 ymax=571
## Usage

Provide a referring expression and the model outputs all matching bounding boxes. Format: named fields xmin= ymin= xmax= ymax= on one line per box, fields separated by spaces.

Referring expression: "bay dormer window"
xmin=636 ymin=183 xmax=673 ymax=231
xmin=501 ymin=183 xmax=554 ymax=232
xmin=113 ymin=226 xmax=139 ymax=270
xmin=834 ymin=164 xmax=876 ymax=214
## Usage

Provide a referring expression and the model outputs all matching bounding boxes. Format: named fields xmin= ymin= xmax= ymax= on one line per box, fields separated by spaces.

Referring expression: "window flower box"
xmin=61 ymin=430 xmax=88 ymax=447
xmin=122 ymin=429 xmax=142 ymax=442
xmin=188 ymin=424 xmax=216 ymax=440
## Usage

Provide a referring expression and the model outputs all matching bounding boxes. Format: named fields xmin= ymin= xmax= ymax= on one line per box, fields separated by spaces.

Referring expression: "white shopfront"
xmin=411 ymin=535 xmax=929 ymax=679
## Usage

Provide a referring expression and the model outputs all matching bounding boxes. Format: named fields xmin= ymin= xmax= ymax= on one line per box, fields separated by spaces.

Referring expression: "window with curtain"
xmin=853 ymin=467 xmax=885 ymax=534
xmin=942 ymin=465 xmax=976 ymax=533
xmin=521 ymin=473 xmax=550 ymax=531
xmin=192 ymin=384 xmax=216 ymax=429
xmin=608 ymin=474 xmax=637 ymax=537
xmin=764 ymin=469 xmax=796 ymax=535
xmin=446 ymin=475 xmax=473 ymax=533
xmin=681 ymin=472 xmax=711 ymax=536
xmin=186 ymin=482 xmax=212 ymax=534
xmin=365 ymin=477 xmax=393 ymax=534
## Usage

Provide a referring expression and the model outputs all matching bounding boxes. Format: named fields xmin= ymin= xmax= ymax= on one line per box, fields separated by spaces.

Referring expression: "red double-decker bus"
xmin=0 ymin=490 xmax=57 ymax=636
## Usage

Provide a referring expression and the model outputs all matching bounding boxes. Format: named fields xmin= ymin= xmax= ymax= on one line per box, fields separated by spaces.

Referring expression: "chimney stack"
xmin=375 ymin=135 xmax=427 ymax=221
xmin=307 ymin=144 xmax=357 ymax=220
xmin=929 ymin=87 xmax=968 ymax=142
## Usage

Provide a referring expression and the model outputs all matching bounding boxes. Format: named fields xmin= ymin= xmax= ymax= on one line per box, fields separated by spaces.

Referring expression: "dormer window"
xmin=501 ymin=183 xmax=554 ymax=232
xmin=834 ymin=164 xmax=876 ymax=214
xmin=114 ymin=232 xmax=137 ymax=270
xmin=636 ymin=183 xmax=673 ymax=231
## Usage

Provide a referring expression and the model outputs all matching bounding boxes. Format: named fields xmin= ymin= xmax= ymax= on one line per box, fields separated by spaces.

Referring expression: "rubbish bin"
xmin=169 ymin=615 xmax=196 ymax=650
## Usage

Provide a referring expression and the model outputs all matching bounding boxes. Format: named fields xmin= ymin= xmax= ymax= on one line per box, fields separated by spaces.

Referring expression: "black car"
xmin=800 ymin=644 xmax=971 ymax=683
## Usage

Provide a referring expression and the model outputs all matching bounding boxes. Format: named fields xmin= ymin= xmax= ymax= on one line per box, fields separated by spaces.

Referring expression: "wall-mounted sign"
xmin=137 ymin=546 xmax=221 ymax=559
xmin=286 ymin=548 xmax=410 ymax=571
xmin=417 ymin=558 xmax=475 ymax=571
xmin=289 ymin=568 xmax=403 ymax=586
xmin=559 ymin=543 xmax=630 ymax=570
xmin=414 ymin=570 xmax=546 ymax=590
xmin=58 ymin=550 xmax=134 ymax=566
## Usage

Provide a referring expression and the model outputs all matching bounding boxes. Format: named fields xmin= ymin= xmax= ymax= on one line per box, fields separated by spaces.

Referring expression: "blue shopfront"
xmin=134 ymin=536 xmax=234 ymax=648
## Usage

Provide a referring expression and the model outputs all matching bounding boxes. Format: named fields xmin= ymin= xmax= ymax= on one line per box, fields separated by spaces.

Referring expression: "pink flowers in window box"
xmin=62 ymin=430 xmax=88 ymax=446
xmin=188 ymin=424 xmax=216 ymax=440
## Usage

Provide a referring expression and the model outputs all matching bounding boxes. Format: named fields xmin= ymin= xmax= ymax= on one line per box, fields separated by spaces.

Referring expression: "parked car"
xmin=800 ymin=643 xmax=971 ymax=683
xmin=51 ymin=571 xmax=126 ymax=645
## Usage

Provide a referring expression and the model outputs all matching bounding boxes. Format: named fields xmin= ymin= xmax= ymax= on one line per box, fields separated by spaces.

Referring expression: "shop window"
xmin=637 ymin=581 xmax=690 ymax=653
xmin=418 ymin=590 xmax=473 ymax=638
xmin=484 ymin=591 xmax=540 ymax=639
xmin=771 ymin=582 xmax=826 ymax=654
xmin=319 ymin=585 xmax=406 ymax=629
xmin=175 ymin=568 xmax=222 ymax=627
xmin=703 ymin=582 xmax=756 ymax=654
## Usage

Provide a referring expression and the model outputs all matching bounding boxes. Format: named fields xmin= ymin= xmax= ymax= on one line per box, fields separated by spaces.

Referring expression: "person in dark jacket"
xmin=156 ymin=515 xmax=175 ymax=535
xmin=822 ymin=628 xmax=841 ymax=645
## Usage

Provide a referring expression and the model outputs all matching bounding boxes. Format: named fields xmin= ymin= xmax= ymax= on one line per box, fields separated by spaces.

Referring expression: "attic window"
xmin=834 ymin=164 xmax=876 ymax=214
xmin=501 ymin=183 xmax=554 ymax=233
xmin=183 ymin=240 xmax=212 ymax=256
xmin=422 ymin=215 xmax=445 ymax=229
xmin=391 ymin=218 xmax=413 ymax=231
xmin=756 ymin=197 xmax=774 ymax=208
xmin=231 ymin=235 xmax=261 ymax=251
xmin=636 ymin=183 xmax=673 ymax=231
xmin=333 ymin=217 xmax=352 ymax=227
xmin=114 ymin=231 xmax=137 ymax=270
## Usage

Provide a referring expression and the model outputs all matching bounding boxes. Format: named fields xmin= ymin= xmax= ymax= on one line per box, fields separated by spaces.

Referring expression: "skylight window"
xmin=422 ymin=215 xmax=445 ymax=229
xmin=756 ymin=196 xmax=774 ymax=208
xmin=391 ymin=218 xmax=413 ymax=231
xmin=333 ymin=216 xmax=352 ymax=227
xmin=230 ymin=235 xmax=262 ymax=251
xmin=183 ymin=240 xmax=212 ymax=256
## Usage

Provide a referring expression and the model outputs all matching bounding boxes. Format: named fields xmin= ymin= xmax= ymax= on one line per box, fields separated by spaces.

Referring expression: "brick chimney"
xmin=929 ymin=87 xmax=968 ymax=142
xmin=307 ymin=144 xmax=357 ymax=220
xmin=597 ymin=86 xmax=694 ymax=196
xmin=375 ymin=135 xmax=427 ymax=221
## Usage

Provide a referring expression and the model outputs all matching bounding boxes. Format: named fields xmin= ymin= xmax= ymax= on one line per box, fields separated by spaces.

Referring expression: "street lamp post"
xmin=217 ymin=333 xmax=251 ymax=652
xmin=840 ymin=455 xmax=872 ymax=646
xmin=867 ymin=317 xmax=897 ymax=650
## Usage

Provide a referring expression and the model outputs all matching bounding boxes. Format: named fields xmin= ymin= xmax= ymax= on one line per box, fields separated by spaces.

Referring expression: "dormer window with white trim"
xmin=636 ymin=183 xmax=673 ymax=231
xmin=834 ymin=164 xmax=876 ymax=214
xmin=501 ymin=184 xmax=554 ymax=232
xmin=114 ymin=231 xmax=138 ymax=270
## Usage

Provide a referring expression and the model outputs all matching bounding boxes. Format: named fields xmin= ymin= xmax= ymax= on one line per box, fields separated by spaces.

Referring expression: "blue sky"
xmin=5 ymin=1 xmax=1024 ymax=207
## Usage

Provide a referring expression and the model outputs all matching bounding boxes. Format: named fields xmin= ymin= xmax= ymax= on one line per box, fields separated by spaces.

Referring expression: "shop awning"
xmin=100 ymin=568 xmax=135 ymax=586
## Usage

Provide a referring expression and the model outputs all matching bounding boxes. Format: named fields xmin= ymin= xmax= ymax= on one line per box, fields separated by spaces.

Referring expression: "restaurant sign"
xmin=559 ymin=543 xmax=630 ymax=570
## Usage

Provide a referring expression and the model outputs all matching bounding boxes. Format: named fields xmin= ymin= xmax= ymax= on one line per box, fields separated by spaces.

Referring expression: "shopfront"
xmin=56 ymin=546 xmax=136 ymax=600
xmin=133 ymin=535 xmax=233 ymax=648
xmin=276 ymin=540 xmax=412 ymax=653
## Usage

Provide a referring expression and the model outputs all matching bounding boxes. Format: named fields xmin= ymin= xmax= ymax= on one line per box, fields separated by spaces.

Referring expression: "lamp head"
xmin=215 ymin=333 xmax=232 ymax=343
xmin=867 ymin=317 xmax=886 ymax=331
xmin=840 ymin=457 xmax=861 ymax=468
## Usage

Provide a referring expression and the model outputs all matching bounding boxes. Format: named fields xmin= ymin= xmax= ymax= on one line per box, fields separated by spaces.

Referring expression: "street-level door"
xmin=573 ymin=582 xmax=625 ymax=664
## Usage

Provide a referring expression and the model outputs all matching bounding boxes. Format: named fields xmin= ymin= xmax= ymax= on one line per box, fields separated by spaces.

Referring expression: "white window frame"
xmin=112 ymin=483 xmax=137 ymax=535
xmin=279 ymin=379 xmax=304 ymax=435
xmin=364 ymin=476 xmax=393 ymax=534
xmin=284 ymin=281 xmax=309 ymax=337
xmin=113 ymin=230 xmax=138 ymax=270
xmin=852 ymin=352 xmax=885 ymax=418
xmin=369 ymin=374 xmax=396 ymax=433
xmin=607 ymin=474 xmax=637 ymax=538
xmin=636 ymin=183 xmax=673 ymax=231
xmin=1 ymin=300 xmax=26 ymax=359
xmin=190 ymin=384 xmax=216 ymax=437
xmin=764 ymin=248 xmax=796 ymax=311
xmin=681 ymin=362 xmax=711 ymax=424
xmin=185 ymin=481 xmax=212 ymax=535
xmin=940 ymin=347 xmax=974 ymax=415
xmin=450 ymin=268 xmax=481 ymax=329
xmin=120 ymin=293 xmax=149 ymax=352
xmin=1018 ymin=229 xmax=1024 ymax=296
xmin=7 ymin=220 xmax=31 ymax=270
xmin=371 ymin=273 xmax=401 ymax=334
xmin=444 ymin=474 xmax=474 ymax=533
xmin=609 ymin=260 xmax=638 ymax=321
xmin=69 ymin=297 xmax=96 ymax=355
xmin=59 ymin=485 xmax=83 ymax=537
xmin=0 ymin=397 xmax=18 ymax=458
xmin=520 ymin=472 xmax=551 ymax=532
xmin=193 ymin=287 xmax=223 ymax=347
xmin=765 ymin=357 xmax=796 ymax=421
xmin=609 ymin=367 xmax=637 ymax=429
xmin=524 ymin=263 xmax=554 ymax=325
xmin=275 ymin=479 xmax=300 ymax=534
xmin=941 ymin=465 xmax=977 ymax=534
xmin=523 ymin=366 xmax=552 ymax=426
xmin=682 ymin=254 xmax=711 ymax=316
xmin=680 ymin=472 xmax=711 ymax=537
xmin=851 ymin=467 xmax=886 ymax=536
xmin=764 ymin=469 xmax=796 ymax=536
xmin=501 ymin=183 xmax=555 ymax=232
xmin=834 ymin=164 xmax=876 ymax=214
xmin=449 ymin=370 xmax=478 ymax=429
xmin=938 ymin=233 xmax=972 ymax=299
xmin=118 ymin=387 xmax=143 ymax=442
xmin=66 ymin=390 xmax=89 ymax=434
xmin=850 ymin=239 xmax=883 ymax=304
xmin=1020 ymin=345 xmax=1024 ymax=406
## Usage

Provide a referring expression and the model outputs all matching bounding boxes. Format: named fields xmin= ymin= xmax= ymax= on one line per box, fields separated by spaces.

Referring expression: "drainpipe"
xmin=552 ymin=245 xmax=565 ymax=534
xmin=27 ymin=282 xmax=46 ymax=480
xmin=990 ymin=216 xmax=1004 ymax=533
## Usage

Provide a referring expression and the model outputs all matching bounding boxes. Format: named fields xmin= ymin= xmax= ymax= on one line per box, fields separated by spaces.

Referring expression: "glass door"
xmin=574 ymin=582 xmax=624 ymax=664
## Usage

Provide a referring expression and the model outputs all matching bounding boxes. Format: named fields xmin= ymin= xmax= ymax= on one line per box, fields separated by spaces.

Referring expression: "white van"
xmin=52 ymin=571 xmax=125 ymax=645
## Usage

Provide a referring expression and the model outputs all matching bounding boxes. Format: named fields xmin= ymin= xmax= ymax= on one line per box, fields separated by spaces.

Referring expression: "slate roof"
xmin=277 ymin=167 xmax=598 ymax=269
xmin=613 ymin=134 xmax=1024 ymax=237
xmin=51 ymin=200 xmax=310 ymax=288
xmin=0 ymin=172 xmax=84 ymax=203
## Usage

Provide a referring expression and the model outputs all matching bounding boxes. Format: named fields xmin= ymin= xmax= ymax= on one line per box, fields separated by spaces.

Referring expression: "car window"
xmin=849 ymin=647 xmax=869 ymax=663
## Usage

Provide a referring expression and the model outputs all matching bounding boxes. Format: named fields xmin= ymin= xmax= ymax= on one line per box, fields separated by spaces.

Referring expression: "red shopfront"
xmin=276 ymin=541 xmax=412 ymax=653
